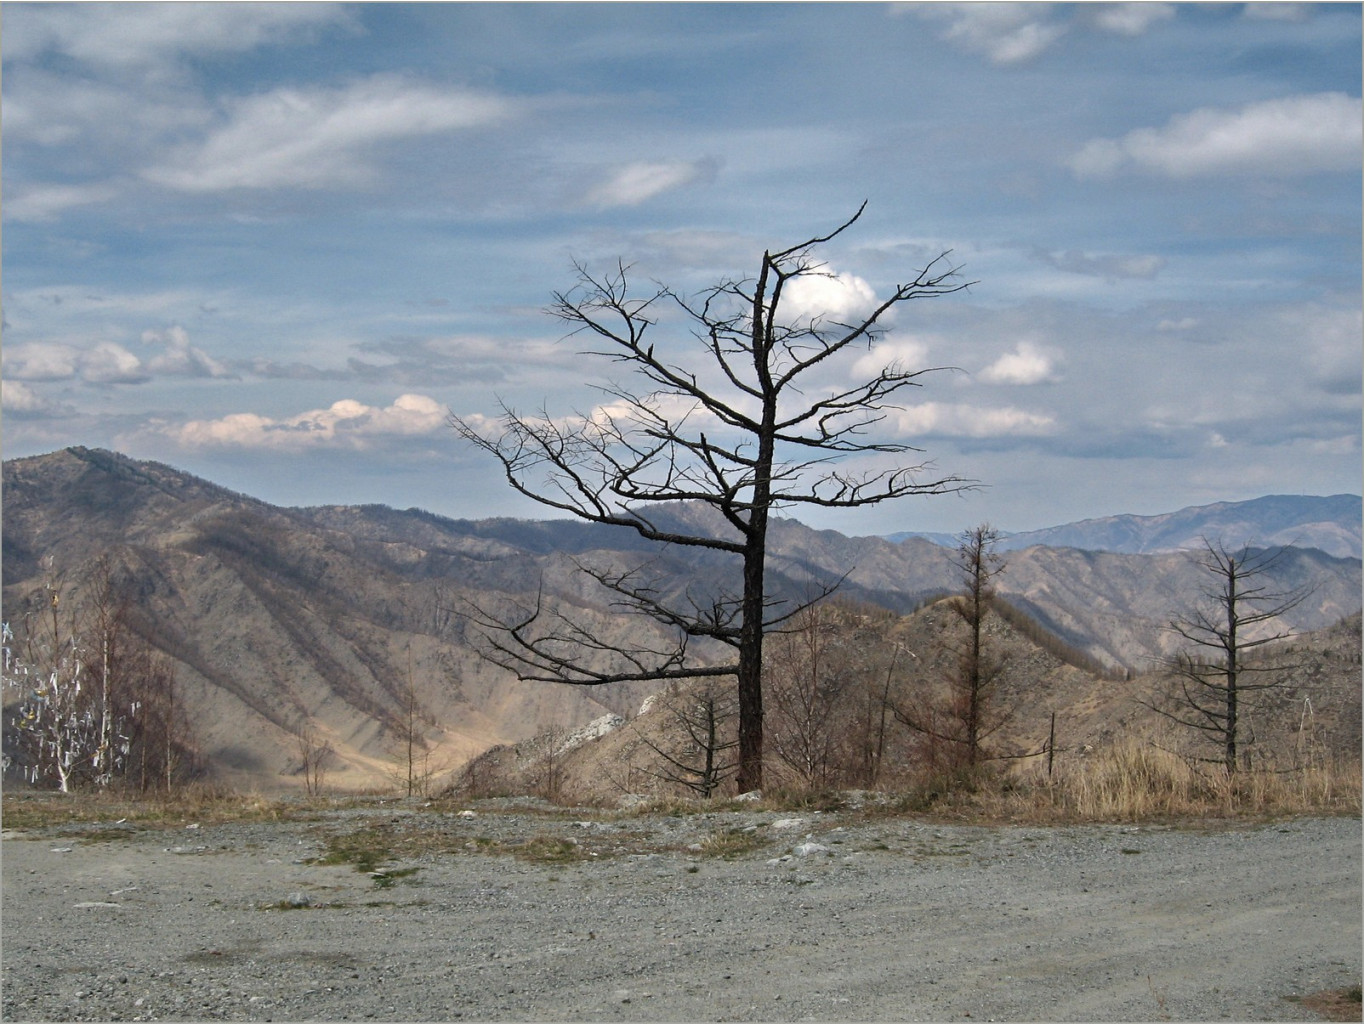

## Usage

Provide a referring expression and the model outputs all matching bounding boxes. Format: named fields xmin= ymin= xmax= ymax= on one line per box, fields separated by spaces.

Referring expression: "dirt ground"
xmin=2 ymin=803 xmax=1360 ymax=1022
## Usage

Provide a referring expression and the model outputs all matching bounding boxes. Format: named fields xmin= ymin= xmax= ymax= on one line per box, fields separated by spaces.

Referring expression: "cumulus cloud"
xmin=3 ymin=343 xmax=81 ymax=382
xmin=171 ymin=394 xmax=448 ymax=451
xmin=1069 ymin=92 xmax=1363 ymax=179
xmin=82 ymin=342 xmax=150 ymax=384
xmin=584 ymin=158 xmax=718 ymax=209
xmin=3 ymin=341 xmax=148 ymax=385
xmin=979 ymin=341 xmax=1060 ymax=386
xmin=143 ymin=326 xmax=233 ymax=378
xmin=781 ymin=272 xmax=880 ymax=326
xmin=890 ymin=401 xmax=1057 ymax=438
xmin=144 ymin=76 xmax=515 ymax=192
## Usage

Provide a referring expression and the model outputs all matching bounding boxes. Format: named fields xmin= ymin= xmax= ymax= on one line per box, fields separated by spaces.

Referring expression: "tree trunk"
xmin=736 ymin=536 xmax=767 ymax=793
xmin=1225 ymin=557 xmax=1239 ymax=774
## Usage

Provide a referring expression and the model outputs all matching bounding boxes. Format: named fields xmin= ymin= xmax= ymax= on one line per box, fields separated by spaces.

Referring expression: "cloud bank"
xmin=1070 ymin=93 xmax=1363 ymax=179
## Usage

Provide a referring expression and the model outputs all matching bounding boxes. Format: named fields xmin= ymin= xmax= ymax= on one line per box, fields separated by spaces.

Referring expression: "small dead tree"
xmin=389 ymin=640 xmax=433 ymax=797
xmin=454 ymin=205 xmax=972 ymax=791
xmin=765 ymin=602 xmax=856 ymax=789
xmin=636 ymin=678 xmax=739 ymax=798
xmin=1146 ymin=541 xmax=1310 ymax=773
xmin=894 ymin=524 xmax=1011 ymax=773
xmin=296 ymin=722 xmax=334 ymax=796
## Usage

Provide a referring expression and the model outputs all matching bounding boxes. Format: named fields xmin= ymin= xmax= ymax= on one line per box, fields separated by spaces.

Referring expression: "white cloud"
xmin=1069 ymin=92 xmax=1363 ymax=179
xmin=1 ymin=380 xmax=64 ymax=417
xmin=890 ymin=402 xmax=1057 ymax=438
xmin=1241 ymin=3 xmax=1313 ymax=22
xmin=81 ymin=342 xmax=150 ymax=385
xmin=850 ymin=337 xmax=932 ymax=379
xmin=144 ymin=76 xmax=515 ymax=192
xmin=171 ymin=394 xmax=449 ymax=451
xmin=1086 ymin=3 xmax=1175 ymax=36
xmin=979 ymin=341 xmax=1060 ymax=386
xmin=3 ymin=4 xmax=350 ymax=68
xmin=584 ymin=159 xmax=717 ymax=209
xmin=781 ymin=272 xmax=880 ymax=326
xmin=4 ymin=183 xmax=120 ymax=223
xmin=3 ymin=343 xmax=81 ymax=382
xmin=142 ymin=326 xmax=233 ymax=378
xmin=906 ymin=3 xmax=1067 ymax=65
xmin=2 ymin=341 xmax=148 ymax=385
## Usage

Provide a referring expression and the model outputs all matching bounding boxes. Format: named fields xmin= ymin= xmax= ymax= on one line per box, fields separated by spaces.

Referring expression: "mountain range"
xmin=888 ymin=493 xmax=1362 ymax=558
xmin=3 ymin=447 xmax=1360 ymax=791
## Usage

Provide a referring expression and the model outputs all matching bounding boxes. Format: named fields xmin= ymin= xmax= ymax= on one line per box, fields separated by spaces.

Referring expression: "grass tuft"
xmin=696 ymin=827 xmax=770 ymax=859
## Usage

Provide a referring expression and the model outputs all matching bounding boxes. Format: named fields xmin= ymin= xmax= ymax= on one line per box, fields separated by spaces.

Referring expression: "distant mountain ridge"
xmin=887 ymin=493 xmax=1362 ymax=559
xmin=3 ymin=448 xmax=1360 ymax=791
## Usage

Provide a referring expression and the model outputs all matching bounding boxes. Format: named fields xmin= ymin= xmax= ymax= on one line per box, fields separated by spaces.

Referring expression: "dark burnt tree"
xmin=453 ymin=206 xmax=970 ymax=791
xmin=1149 ymin=541 xmax=1310 ymax=773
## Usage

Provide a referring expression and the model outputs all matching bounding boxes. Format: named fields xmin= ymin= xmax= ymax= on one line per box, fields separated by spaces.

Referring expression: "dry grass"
xmin=5 ymin=744 xmax=1358 ymax=830
xmin=1 ymin=782 xmax=308 ymax=831
xmin=1291 ymin=985 xmax=1364 ymax=1022
xmin=915 ymin=742 xmax=1363 ymax=824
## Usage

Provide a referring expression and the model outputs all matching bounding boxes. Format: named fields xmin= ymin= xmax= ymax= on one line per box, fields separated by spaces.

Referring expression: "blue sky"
xmin=3 ymin=2 xmax=1360 ymax=535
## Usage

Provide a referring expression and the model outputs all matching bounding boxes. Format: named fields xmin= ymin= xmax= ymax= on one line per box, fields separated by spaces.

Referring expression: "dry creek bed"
xmin=2 ymin=801 xmax=1360 ymax=1022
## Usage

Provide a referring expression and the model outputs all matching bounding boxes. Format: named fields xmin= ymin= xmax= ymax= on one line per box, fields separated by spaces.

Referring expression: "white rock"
xmin=555 ymin=713 xmax=625 ymax=755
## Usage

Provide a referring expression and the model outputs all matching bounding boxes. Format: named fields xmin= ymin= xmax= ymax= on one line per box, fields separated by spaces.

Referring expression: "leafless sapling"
xmin=894 ymin=524 xmax=1011 ymax=773
xmin=1145 ymin=540 xmax=1311 ymax=773
xmin=635 ymin=678 xmax=739 ymax=798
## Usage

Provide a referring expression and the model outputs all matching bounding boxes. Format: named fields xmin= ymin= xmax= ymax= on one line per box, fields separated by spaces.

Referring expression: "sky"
xmin=3 ymin=2 xmax=1361 ymax=537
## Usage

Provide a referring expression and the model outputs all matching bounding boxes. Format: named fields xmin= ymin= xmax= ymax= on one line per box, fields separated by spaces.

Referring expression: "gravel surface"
xmin=2 ymin=803 xmax=1359 ymax=1022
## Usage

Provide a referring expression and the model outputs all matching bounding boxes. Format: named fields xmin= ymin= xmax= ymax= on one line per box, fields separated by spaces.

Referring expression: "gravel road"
xmin=2 ymin=803 xmax=1359 ymax=1022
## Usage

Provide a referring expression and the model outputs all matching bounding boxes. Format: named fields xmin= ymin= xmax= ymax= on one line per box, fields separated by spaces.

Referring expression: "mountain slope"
xmin=3 ymin=448 xmax=1360 ymax=791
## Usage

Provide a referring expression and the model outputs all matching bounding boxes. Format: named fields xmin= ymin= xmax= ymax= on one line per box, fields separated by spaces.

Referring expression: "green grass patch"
xmin=697 ymin=827 xmax=770 ymax=860
xmin=313 ymin=828 xmax=394 ymax=874
xmin=511 ymin=835 xmax=583 ymax=864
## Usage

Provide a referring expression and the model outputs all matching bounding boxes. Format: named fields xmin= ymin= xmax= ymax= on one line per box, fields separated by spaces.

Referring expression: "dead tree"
xmin=636 ymin=679 xmax=739 ymax=798
xmin=765 ymin=602 xmax=856 ymax=788
xmin=296 ymin=722 xmax=334 ymax=796
xmin=894 ymin=524 xmax=1010 ymax=772
xmin=1146 ymin=541 xmax=1310 ymax=773
xmin=454 ymin=205 xmax=971 ymax=790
